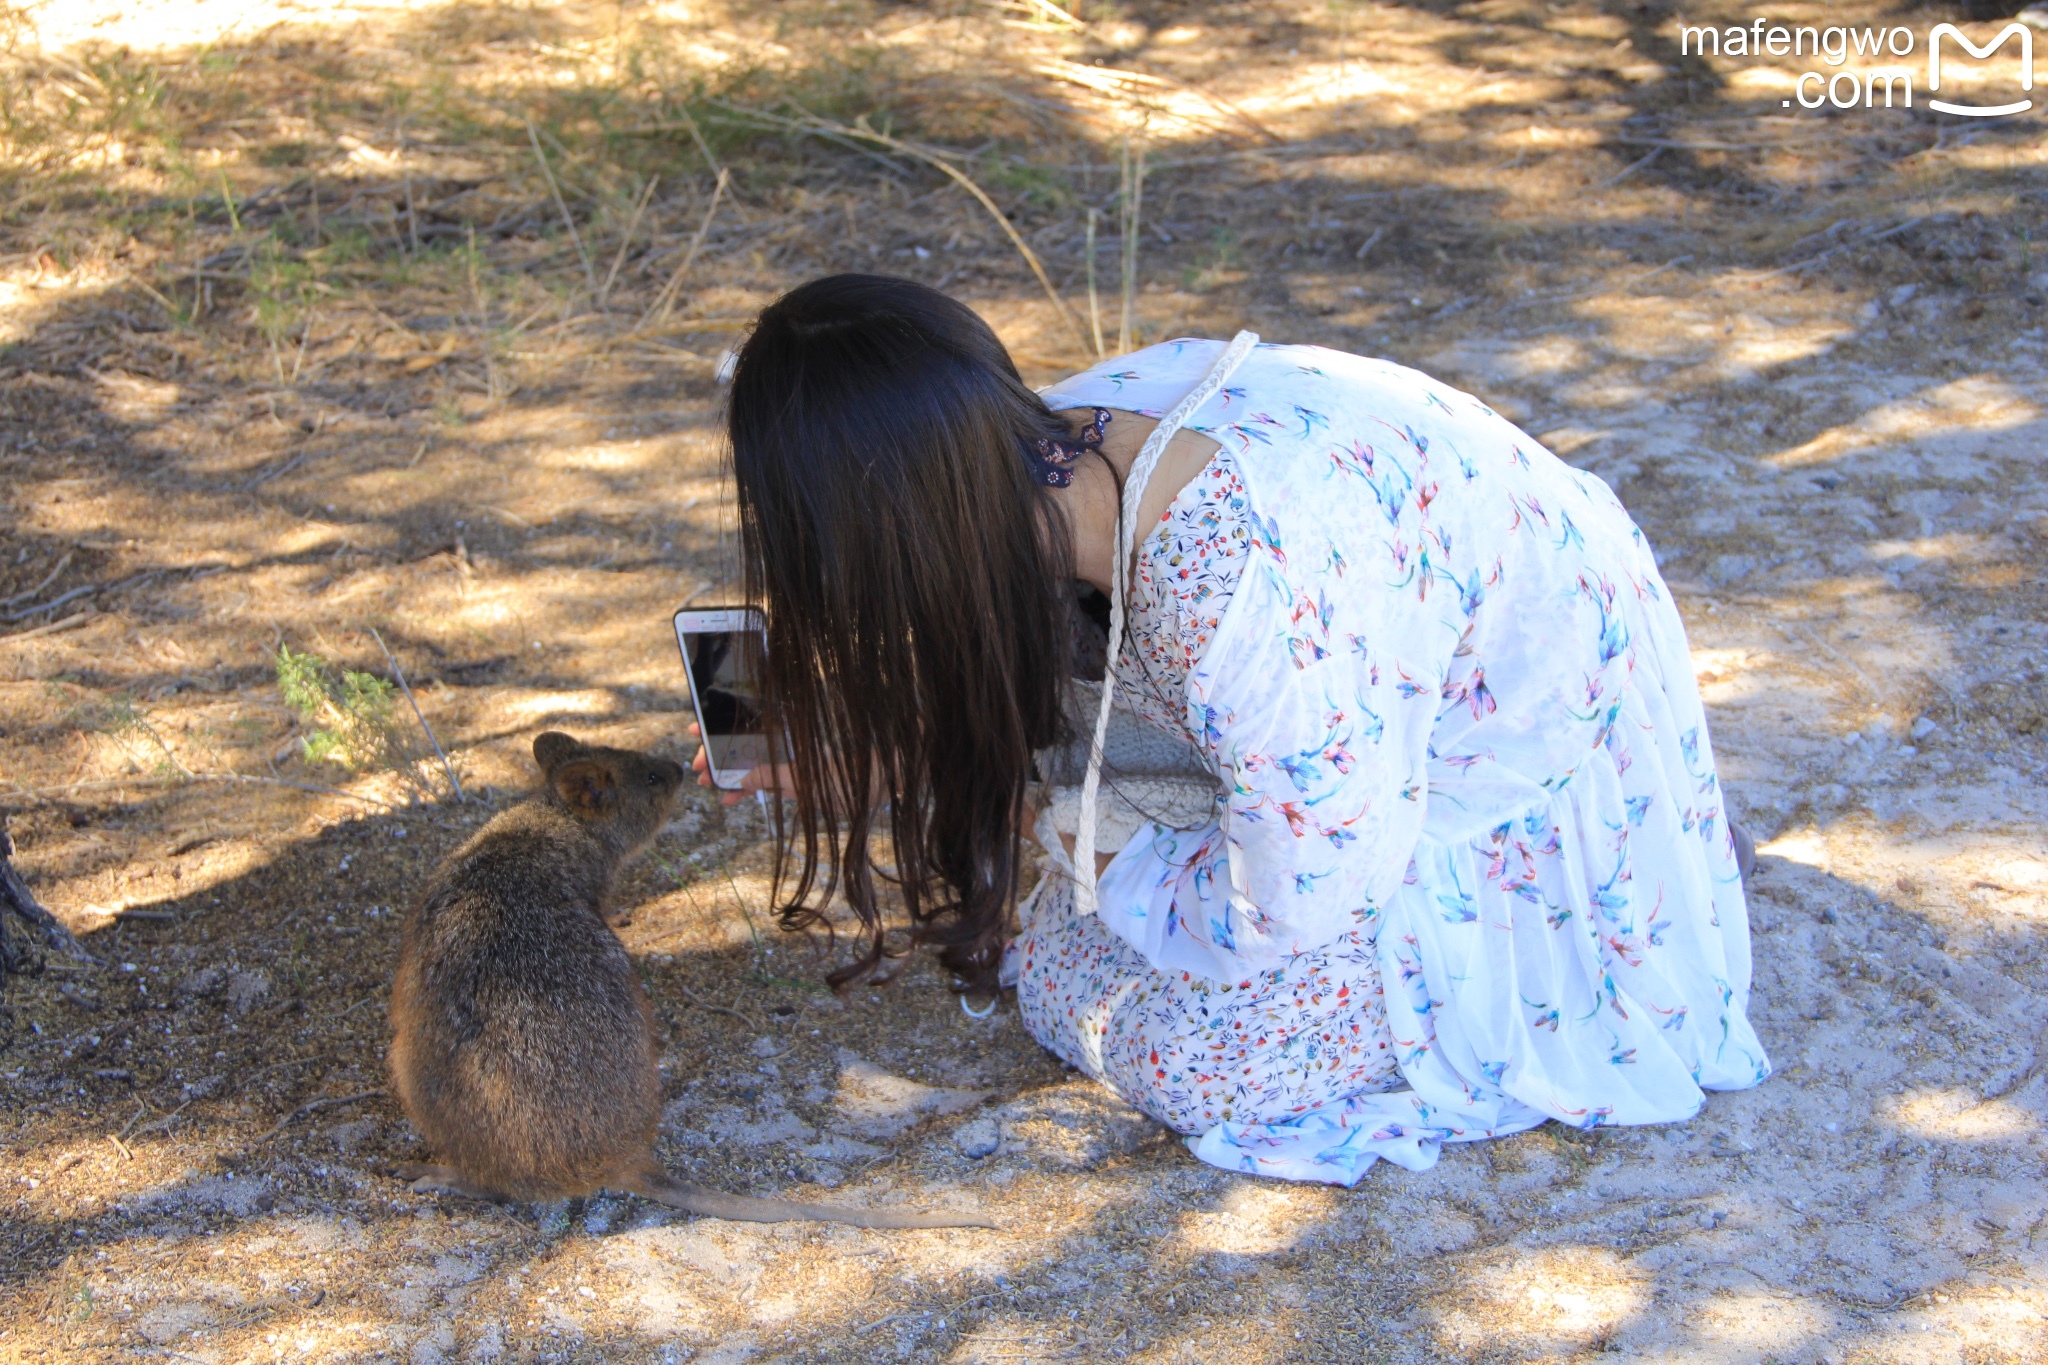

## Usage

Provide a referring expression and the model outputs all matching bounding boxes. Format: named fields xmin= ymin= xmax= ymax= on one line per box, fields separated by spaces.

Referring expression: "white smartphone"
xmin=673 ymin=606 xmax=774 ymax=791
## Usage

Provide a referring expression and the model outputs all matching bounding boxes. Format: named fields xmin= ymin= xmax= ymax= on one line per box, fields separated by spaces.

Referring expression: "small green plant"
xmin=246 ymin=234 xmax=323 ymax=375
xmin=61 ymin=688 xmax=189 ymax=780
xmin=1183 ymin=226 xmax=1239 ymax=293
xmin=275 ymin=644 xmax=436 ymax=800
xmin=976 ymin=154 xmax=1073 ymax=213
xmin=306 ymin=225 xmax=375 ymax=267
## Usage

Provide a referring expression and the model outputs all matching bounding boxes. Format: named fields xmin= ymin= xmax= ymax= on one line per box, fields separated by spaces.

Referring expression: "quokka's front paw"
xmin=395 ymin=1163 xmax=499 ymax=1200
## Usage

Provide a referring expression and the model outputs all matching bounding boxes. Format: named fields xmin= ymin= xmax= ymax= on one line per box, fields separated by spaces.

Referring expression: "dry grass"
xmin=2 ymin=1 xmax=2047 ymax=1363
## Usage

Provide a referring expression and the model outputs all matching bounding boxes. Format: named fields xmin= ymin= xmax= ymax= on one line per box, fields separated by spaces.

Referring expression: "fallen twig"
xmin=599 ymin=176 xmax=660 ymax=308
xmin=236 ymin=1054 xmax=332 ymax=1089
xmin=1007 ymin=0 xmax=1084 ymax=29
xmin=1504 ymin=255 xmax=1696 ymax=312
xmin=115 ymin=1100 xmax=149 ymax=1142
xmin=467 ymin=226 xmax=504 ymax=402
xmin=255 ymin=1089 xmax=383 ymax=1144
xmin=2 ymin=771 xmax=397 ymax=809
xmin=855 ymin=1309 xmax=929 ymax=1336
xmin=1781 ymin=216 xmax=1858 ymax=256
xmin=2 ymin=551 xmax=72 ymax=607
xmin=3 ymin=565 xmax=169 ymax=624
xmin=3 ymin=583 xmax=97 ymax=622
xmin=841 ymin=111 xmax=1092 ymax=351
xmin=526 ymin=117 xmax=595 ymax=291
xmin=289 ymin=308 xmax=319 ymax=383
xmin=132 ymin=1098 xmax=193 ymax=1137
xmin=1822 ymin=1286 xmax=1915 ymax=1313
xmin=1609 ymin=134 xmax=1818 ymax=153
xmin=1084 ymin=207 xmax=1104 ymax=358
xmin=1783 ymin=623 xmax=1888 ymax=704
xmin=857 ymin=1292 xmax=1002 ymax=1335
xmin=1118 ymin=137 xmax=1145 ymax=353
xmin=1626 ymin=255 xmax=1694 ymax=289
xmin=201 ymin=771 xmax=403 ymax=810
xmin=0 ymin=609 xmax=92 ymax=645
xmin=674 ymin=982 xmax=761 ymax=1031
xmin=1749 ymin=216 xmax=1925 ymax=281
xmin=640 ymin=168 xmax=729 ymax=328
xmin=370 ymin=627 xmax=464 ymax=803
xmin=699 ymin=103 xmax=1091 ymax=352
xmin=1597 ymin=146 xmax=1661 ymax=188
xmin=1030 ymin=57 xmax=1279 ymax=145
xmin=243 ymin=442 xmax=325 ymax=491
xmin=673 ymin=107 xmax=726 ymax=183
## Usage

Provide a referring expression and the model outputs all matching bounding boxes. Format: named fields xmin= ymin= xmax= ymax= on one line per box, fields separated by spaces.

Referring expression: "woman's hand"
xmin=1065 ymin=830 xmax=1117 ymax=879
xmin=687 ymin=722 xmax=799 ymax=807
xmin=1018 ymin=802 xmax=1114 ymax=876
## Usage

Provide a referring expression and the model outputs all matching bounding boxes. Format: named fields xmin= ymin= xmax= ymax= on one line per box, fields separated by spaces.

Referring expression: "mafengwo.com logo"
xmin=1677 ymin=17 xmax=2033 ymax=116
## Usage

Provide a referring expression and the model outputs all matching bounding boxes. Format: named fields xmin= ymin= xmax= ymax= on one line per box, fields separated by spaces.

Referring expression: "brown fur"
xmin=388 ymin=732 xmax=993 ymax=1230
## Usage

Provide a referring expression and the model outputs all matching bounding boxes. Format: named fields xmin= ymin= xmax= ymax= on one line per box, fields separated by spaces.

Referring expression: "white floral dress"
xmin=1014 ymin=339 xmax=1771 ymax=1186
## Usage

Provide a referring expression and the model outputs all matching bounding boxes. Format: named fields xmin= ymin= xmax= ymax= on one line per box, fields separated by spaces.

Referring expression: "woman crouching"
xmin=701 ymin=273 xmax=1770 ymax=1185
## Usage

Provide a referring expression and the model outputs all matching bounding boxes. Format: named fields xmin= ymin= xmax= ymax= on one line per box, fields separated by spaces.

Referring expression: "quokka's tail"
xmin=623 ymin=1166 xmax=997 ymax=1229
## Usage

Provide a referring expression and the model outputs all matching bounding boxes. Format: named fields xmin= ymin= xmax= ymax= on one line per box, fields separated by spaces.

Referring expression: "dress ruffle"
xmin=1023 ymin=340 xmax=1770 ymax=1185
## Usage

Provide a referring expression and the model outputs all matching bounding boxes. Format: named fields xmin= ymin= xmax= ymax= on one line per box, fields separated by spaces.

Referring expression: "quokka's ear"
xmin=554 ymin=759 xmax=619 ymax=817
xmin=533 ymin=731 xmax=581 ymax=774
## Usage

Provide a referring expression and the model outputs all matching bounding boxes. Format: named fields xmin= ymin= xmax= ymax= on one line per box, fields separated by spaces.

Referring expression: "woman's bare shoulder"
xmin=1065 ymin=406 xmax=1225 ymax=541
xmin=1133 ymin=426 xmax=1224 ymax=537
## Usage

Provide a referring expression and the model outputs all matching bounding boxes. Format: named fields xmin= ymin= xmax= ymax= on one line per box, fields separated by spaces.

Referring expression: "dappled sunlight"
xmin=1882 ymin=1088 xmax=2037 ymax=1145
xmin=1678 ymin=1289 xmax=1838 ymax=1360
xmin=1768 ymin=374 xmax=2041 ymax=471
xmin=0 ymin=269 xmax=141 ymax=346
xmin=1241 ymin=59 xmax=1404 ymax=114
xmin=1766 ymin=824 xmax=2048 ymax=883
xmin=536 ymin=439 xmax=679 ymax=475
xmin=1173 ymin=1179 xmax=1332 ymax=1257
xmin=1723 ymin=66 xmax=1801 ymax=98
xmin=492 ymin=687 xmax=632 ymax=727
xmin=1862 ymin=532 xmax=1976 ymax=563
xmin=1694 ymin=307 xmax=1852 ymax=381
xmin=3 ymin=0 xmax=2047 ymax=1361
xmin=1759 ymin=828 xmax=1831 ymax=869
xmin=11 ymin=0 xmax=431 ymax=54
xmin=1990 ymin=855 xmax=2048 ymax=891
xmin=1426 ymin=1244 xmax=1646 ymax=1358
xmin=1693 ymin=644 xmax=1791 ymax=705
xmin=1955 ymin=139 xmax=2048 ymax=172
xmin=61 ymin=831 xmax=274 ymax=920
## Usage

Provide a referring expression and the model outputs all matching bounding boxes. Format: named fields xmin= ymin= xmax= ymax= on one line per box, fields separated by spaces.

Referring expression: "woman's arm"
xmin=688 ymin=721 xmax=797 ymax=806
xmin=1013 ymin=786 xmax=1118 ymax=876
xmin=1053 ymin=829 xmax=1117 ymax=879
xmin=1089 ymin=591 xmax=1437 ymax=979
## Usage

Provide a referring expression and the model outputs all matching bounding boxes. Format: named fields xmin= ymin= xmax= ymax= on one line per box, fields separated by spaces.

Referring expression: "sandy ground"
xmin=2 ymin=1 xmax=2046 ymax=1362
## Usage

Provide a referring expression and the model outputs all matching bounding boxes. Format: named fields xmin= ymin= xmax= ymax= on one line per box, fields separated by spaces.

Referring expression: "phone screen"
xmin=678 ymin=623 xmax=772 ymax=780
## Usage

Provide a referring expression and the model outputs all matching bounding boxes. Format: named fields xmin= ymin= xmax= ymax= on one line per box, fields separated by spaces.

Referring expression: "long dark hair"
xmin=727 ymin=274 xmax=1075 ymax=993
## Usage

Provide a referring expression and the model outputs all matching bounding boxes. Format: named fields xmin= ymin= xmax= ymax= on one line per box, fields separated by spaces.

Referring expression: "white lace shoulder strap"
xmin=1072 ymin=330 xmax=1258 ymax=917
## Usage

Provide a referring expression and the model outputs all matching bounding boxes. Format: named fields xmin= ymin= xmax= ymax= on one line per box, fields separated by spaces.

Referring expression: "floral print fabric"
xmin=1015 ymin=872 xmax=1400 ymax=1133
xmin=1017 ymin=339 xmax=1771 ymax=1185
xmin=1016 ymin=451 xmax=1403 ymax=1135
xmin=1116 ymin=452 xmax=1253 ymax=736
